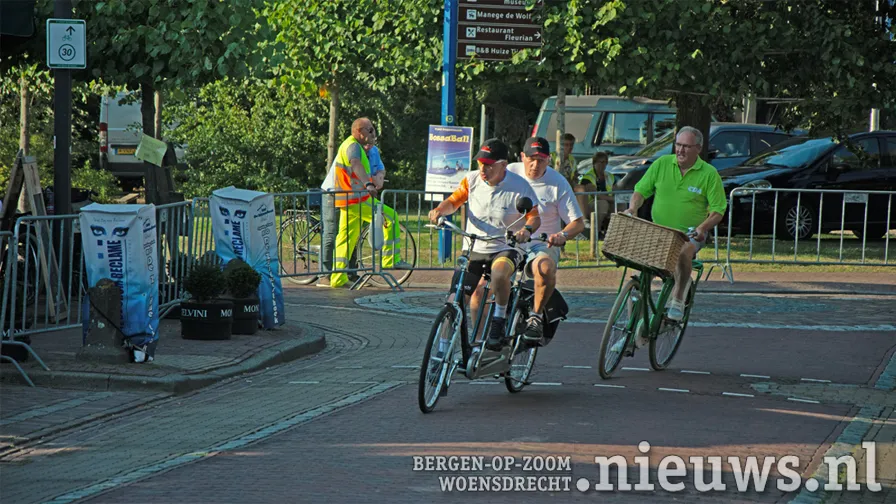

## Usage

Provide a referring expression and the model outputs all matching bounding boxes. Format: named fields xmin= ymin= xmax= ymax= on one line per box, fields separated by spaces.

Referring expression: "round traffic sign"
xmin=59 ymin=44 xmax=76 ymax=62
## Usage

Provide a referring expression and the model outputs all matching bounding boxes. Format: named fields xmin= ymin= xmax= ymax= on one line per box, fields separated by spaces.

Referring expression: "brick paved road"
xmin=1 ymin=287 xmax=893 ymax=503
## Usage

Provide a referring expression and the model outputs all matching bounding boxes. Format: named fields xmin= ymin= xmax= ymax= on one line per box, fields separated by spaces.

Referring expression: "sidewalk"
xmin=0 ymin=317 xmax=326 ymax=395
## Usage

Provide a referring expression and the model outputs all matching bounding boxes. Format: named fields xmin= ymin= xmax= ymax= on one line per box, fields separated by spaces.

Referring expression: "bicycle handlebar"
xmin=426 ymin=217 xmax=551 ymax=248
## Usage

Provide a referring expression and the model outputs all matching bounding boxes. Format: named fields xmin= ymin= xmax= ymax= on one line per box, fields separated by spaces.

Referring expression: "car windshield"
xmin=743 ymin=137 xmax=835 ymax=168
xmin=636 ymin=130 xmax=674 ymax=157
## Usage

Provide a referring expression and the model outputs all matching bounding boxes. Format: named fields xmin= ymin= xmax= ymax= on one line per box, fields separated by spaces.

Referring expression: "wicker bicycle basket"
xmin=601 ymin=213 xmax=688 ymax=276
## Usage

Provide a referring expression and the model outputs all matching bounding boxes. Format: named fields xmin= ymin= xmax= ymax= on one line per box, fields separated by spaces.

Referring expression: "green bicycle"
xmin=598 ymin=228 xmax=705 ymax=379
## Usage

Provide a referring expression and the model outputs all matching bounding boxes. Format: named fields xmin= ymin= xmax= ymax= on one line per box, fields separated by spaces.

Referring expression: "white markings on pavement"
xmin=740 ymin=374 xmax=771 ymax=379
xmin=531 ymin=382 xmax=563 ymax=386
xmin=594 ymin=383 xmax=626 ymax=389
xmin=722 ymin=392 xmax=755 ymax=398
xmin=800 ymin=378 xmax=832 ymax=383
xmin=468 ymin=381 xmax=500 ymax=385
xmin=787 ymin=397 xmax=821 ymax=404
xmin=658 ymin=388 xmax=690 ymax=393
xmin=349 ymin=381 xmax=378 ymax=385
xmin=622 ymin=367 xmax=650 ymax=372
xmin=681 ymin=370 xmax=711 ymax=375
xmin=288 ymin=381 xmax=320 ymax=385
xmin=336 ymin=365 xmax=363 ymax=369
xmin=563 ymin=365 xmax=592 ymax=369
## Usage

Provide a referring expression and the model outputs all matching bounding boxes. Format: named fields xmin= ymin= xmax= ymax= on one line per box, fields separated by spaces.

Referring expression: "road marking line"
xmin=531 ymin=382 xmax=562 ymax=386
xmin=336 ymin=366 xmax=363 ymax=369
xmin=787 ymin=397 xmax=820 ymax=404
xmin=563 ymin=365 xmax=592 ymax=369
xmin=391 ymin=365 xmax=418 ymax=369
xmin=349 ymin=381 xmax=378 ymax=385
xmin=722 ymin=392 xmax=755 ymax=398
xmin=43 ymin=382 xmax=401 ymax=504
xmin=658 ymin=388 xmax=690 ymax=393
xmin=801 ymin=378 xmax=832 ymax=383
xmin=352 ymin=296 xmax=896 ymax=333
xmin=622 ymin=367 xmax=649 ymax=372
xmin=740 ymin=374 xmax=771 ymax=379
xmin=468 ymin=381 xmax=500 ymax=385
xmin=288 ymin=381 xmax=320 ymax=385
xmin=681 ymin=370 xmax=711 ymax=375
xmin=594 ymin=384 xmax=625 ymax=389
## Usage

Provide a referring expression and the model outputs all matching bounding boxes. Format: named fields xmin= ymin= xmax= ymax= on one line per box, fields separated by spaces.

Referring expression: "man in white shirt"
xmin=429 ymin=138 xmax=541 ymax=351
xmin=505 ymin=136 xmax=585 ymax=342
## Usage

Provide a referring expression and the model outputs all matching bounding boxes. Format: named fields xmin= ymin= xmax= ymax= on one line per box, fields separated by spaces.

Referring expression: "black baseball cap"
xmin=474 ymin=138 xmax=509 ymax=164
xmin=523 ymin=137 xmax=551 ymax=158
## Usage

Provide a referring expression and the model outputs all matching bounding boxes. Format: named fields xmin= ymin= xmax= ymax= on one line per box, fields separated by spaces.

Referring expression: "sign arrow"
xmin=66 ymin=26 xmax=75 ymax=35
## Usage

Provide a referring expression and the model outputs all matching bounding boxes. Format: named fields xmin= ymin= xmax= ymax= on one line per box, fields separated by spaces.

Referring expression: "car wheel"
xmin=851 ymin=224 xmax=890 ymax=241
xmin=779 ymin=200 xmax=816 ymax=241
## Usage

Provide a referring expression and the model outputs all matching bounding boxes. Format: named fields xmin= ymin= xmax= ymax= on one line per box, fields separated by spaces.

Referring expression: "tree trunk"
xmin=674 ymin=93 xmax=712 ymax=161
xmin=154 ymin=90 xmax=163 ymax=139
xmin=19 ymin=76 xmax=29 ymax=156
xmin=140 ymin=80 xmax=155 ymax=139
xmin=555 ymin=81 xmax=566 ymax=165
xmin=327 ymin=83 xmax=340 ymax=170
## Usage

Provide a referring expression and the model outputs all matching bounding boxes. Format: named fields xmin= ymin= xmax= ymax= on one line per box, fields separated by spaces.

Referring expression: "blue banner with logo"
xmin=210 ymin=187 xmax=285 ymax=329
xmin=79 ymin=204 xmax=159 ymax=357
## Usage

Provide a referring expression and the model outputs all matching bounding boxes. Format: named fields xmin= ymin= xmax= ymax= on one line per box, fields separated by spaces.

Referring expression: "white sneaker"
xmin=667 ymin=298 xmax=685 ymax=321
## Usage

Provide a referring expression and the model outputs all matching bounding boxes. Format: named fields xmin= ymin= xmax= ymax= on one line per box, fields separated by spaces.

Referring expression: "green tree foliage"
xmin=80 ymin=0 xmax=280 ymax=136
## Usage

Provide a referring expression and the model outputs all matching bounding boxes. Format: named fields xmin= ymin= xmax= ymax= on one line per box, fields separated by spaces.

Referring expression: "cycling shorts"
xmin=449 ymin=249 xmax=525 ymax=296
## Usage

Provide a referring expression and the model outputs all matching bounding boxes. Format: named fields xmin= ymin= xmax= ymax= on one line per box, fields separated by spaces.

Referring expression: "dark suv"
xmin=721 ymin=131 xmax=896 ymax=240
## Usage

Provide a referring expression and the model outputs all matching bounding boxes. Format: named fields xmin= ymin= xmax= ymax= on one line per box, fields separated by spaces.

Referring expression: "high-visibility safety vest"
xmin=334 ymin=136 xmax=372 ymax=208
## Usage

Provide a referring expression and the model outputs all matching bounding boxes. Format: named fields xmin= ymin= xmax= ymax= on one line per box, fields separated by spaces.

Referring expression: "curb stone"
xmin=0 ymin=326 xmax=327 ymax=395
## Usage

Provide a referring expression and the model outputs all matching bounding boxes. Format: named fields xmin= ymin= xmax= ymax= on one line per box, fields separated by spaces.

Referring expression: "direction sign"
xmin=46 ymin=19 xmax=86 ymax=69
xmin=457 ymin=0 xmax=543 ymax=61
xmin=460 ymin=5 xmax=537 ymax=25
xmin=459 ymin=24 xmax=542 ymax=47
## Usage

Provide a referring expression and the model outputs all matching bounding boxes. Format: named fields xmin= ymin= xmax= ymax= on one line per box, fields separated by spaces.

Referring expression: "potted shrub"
xmin=180 ymin=262 xmax=233 ymax=340
xmin=224 ymin=259 xmax=261 ymax=335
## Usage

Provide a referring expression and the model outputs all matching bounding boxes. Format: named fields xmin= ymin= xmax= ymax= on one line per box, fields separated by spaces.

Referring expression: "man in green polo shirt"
xmin=623 ymin=126 xmax=727 ymax=323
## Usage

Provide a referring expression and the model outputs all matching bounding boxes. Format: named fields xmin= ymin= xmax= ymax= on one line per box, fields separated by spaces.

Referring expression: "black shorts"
xmin=449 ymin=249 xmax=525 ymax=296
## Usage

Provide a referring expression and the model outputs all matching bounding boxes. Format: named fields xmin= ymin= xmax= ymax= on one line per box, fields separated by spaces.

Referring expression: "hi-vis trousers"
xmin=330 ymin=199 xmax=401 ymax=287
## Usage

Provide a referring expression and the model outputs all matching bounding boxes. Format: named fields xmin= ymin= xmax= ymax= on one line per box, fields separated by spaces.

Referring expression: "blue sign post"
xmin=438 ymin=0 xmax=458 ymax=263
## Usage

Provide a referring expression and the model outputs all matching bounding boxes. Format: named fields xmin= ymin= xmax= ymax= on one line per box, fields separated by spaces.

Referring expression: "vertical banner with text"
xmin=425 ymin=125 xmax=474 ymax=195
xmin=210 ymin=187 xmax=285 ymax=329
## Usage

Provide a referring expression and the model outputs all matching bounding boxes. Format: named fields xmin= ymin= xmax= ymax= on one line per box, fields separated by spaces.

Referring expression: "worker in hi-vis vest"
xmin=324 ymin=117 xmax=412 ymax=288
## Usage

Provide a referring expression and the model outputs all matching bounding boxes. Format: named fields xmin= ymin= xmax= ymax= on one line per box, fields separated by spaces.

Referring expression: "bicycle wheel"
xmin=598 ymin=277 xmax=639 ymax=379
xmin=505 ymin=301 xmax=537 ymax=393
xmin=649 ymin=282 xmax=695 ymax=370
xmin=419 ymin=304 xmax=458 ymax=413
xmin=278 ymin=215 xmax=322 ymax=285
xmin=356 ymin=223 xmax=417 ymax=287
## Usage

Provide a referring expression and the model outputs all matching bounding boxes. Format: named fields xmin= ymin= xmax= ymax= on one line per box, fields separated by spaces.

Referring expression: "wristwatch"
xmin=561 ymin=231 xmax=569 ymax=240
xmin=524 ymin=225 xmax=534 ymax=233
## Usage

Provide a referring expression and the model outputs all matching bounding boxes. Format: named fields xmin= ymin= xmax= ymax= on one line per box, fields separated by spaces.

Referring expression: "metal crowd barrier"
xmin=155 ymin=201 xmax=193 ymax=314
xmin=724 ymin=187 xmax=894 ymax=277
xmin=376 ymin=189 xmax=730 ymax=279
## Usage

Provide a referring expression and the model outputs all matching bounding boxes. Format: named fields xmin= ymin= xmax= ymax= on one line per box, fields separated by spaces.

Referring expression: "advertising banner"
xmin=210 ymin=187 xmax=284 ymax=329
xmin=79 ymin=203 xmax=159 ymax=357
xmin=424 ymin=125 xmax=474 ymax=196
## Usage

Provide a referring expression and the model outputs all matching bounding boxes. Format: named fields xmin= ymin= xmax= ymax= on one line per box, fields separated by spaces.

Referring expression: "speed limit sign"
xmin=47 ymin=19 xmax=86 ymax=69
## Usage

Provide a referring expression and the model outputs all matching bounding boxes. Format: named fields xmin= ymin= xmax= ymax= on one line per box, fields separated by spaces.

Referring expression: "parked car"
xmin=609 ymin=123 xmax=806 ymax=220
xmin=99 ymin=91 xmax=185 ymax=189
xmin=531 ymin=95 xmax=677 ymax=159
xmin=722 ymin=131 xmax=896 ymax=240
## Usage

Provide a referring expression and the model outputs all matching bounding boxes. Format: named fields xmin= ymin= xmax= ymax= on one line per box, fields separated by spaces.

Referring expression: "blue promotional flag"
xmin=79 ymin=204 xmax=160 ymax=356
xmin=210 ymin=187 xmax=285 ymax=329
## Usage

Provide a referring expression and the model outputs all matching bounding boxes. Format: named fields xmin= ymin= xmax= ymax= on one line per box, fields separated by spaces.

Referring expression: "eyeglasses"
xmin=675 ymin=142 xmax=698 ymax=150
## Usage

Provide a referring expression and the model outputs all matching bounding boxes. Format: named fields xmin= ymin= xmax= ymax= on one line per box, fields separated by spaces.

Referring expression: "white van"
xmin=98 ymin=91 xmax=184 ymax=187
